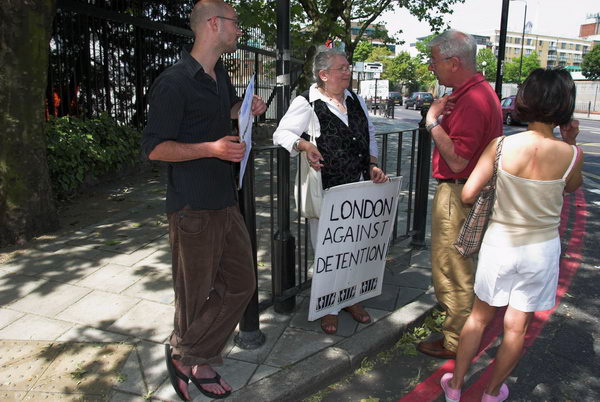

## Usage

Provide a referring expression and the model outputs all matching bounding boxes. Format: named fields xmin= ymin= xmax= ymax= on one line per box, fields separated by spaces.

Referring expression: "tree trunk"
xmin=0 ymin=0 xmax=59 ymax=246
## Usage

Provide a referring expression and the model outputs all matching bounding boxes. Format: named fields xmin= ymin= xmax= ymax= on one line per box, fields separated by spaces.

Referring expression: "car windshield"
xmin=423 ymin=94 xmax=433 ymax=101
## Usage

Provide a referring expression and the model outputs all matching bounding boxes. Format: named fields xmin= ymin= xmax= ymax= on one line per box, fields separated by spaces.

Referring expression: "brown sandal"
xmin=343 ymin=304 xmax=372 ymax=324
xmin=320 ymin=314 xmax=338 ymax=334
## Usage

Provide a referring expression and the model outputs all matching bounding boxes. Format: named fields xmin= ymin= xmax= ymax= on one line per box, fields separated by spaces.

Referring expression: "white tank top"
xmin=483 ymin=145 xmax=579 ymax=247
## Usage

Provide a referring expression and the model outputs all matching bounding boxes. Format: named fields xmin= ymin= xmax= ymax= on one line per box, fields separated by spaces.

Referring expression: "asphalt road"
xmin=306 ymin=111 xmax=600 ymax=401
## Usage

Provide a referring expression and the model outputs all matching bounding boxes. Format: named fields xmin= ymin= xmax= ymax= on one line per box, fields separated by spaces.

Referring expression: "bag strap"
xmin=490 ymin=136 xmax=505 ymax=189
xmin=299 ymin=91 xmax=318 ymax=144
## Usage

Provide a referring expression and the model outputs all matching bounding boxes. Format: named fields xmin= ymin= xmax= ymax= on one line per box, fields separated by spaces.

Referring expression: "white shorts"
xmin=474 ymin=237 xmax=560 ymax=312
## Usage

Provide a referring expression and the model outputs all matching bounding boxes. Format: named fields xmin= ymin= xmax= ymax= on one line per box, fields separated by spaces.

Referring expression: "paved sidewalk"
xmin=0 ymin=115 xmax=436 ymax=401
xmin=574 ymin=111 xmax=600 ymax=121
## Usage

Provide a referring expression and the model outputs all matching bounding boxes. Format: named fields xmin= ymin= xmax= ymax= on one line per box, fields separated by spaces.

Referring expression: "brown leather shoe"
xmin=416 ymin=338 xmax=456 ymax=359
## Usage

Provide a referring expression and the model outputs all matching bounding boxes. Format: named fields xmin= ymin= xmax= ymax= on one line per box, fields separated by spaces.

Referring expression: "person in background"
xmin=417 ymin=30 xmax=503 ymax=359
xmin=141 ymin=1 xmax=266 ymax=399
xmin=273 ymin=45 xmax=387 ymax=334
xmin=441 ymin=68 xmax=583 ymax=402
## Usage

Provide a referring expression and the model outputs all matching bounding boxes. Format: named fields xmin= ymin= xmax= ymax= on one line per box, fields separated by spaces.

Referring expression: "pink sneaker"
xmin=481 ymin=383 xmax=509 ymax=402
xmin=440 ymin=373 xmax=461 ymax=402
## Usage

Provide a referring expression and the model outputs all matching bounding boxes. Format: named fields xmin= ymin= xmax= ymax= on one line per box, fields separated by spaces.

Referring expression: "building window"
xmin=525 ymin=49 xmax=532 ymax=55
xmin=561 ymin=42 xmax=566 ymax=49
xmin=576 ymin=44 xmax=581 ymax=51
xmin=539 ymin=40 xmax=543 ymax=46
xmin=515 ymin=37 xmax=521 ymax=45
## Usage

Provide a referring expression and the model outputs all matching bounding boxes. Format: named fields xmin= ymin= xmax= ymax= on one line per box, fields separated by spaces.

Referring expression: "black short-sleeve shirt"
xmin=141 ymin=48 xmax=241 ymax=213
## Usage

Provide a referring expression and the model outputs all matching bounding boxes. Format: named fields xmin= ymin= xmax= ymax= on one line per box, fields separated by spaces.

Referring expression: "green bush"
xmin=46 ymin=114 xmax=142 ymax=199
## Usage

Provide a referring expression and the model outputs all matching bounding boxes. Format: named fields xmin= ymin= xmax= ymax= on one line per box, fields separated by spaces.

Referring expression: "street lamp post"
xmin=511 ymin=0 xmax=527 ymax=83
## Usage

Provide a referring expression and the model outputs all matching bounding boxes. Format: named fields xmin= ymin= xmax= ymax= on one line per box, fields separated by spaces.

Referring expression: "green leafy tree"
xmin=0 ymin=0 xmax=59 ymax=246
xmin=582 ymin=45 xmax=600 ymax=80
xmin=415 ymin=34 xmax=436 ymax=64
xmin=476 ymin=48 xmax=497 ymax=81
xmin=353 ymin=41 xmax=374 ymax=62
xmin=504 ymin=52 xmax=541 ymax=83
xmin=236 ymin=0 xmax=464 ymax=91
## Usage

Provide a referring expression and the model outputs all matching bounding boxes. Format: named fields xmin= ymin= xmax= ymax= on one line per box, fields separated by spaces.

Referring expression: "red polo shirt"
xmin=431 ymin=73 xmax=503 ymax=179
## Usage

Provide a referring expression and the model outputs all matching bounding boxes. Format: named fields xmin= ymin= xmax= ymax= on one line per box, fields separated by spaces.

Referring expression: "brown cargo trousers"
xmin=167 ymin=205 xmax=255 ymax=366
xmin=431 ymin=182 xmax=476 ymax=352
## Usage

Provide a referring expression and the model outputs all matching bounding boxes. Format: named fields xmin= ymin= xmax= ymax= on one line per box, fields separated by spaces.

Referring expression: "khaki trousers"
xmin=168 ymin=205 xmax=255 ymax=366
xmin=431 ymin=182 xmax=476 ymax=352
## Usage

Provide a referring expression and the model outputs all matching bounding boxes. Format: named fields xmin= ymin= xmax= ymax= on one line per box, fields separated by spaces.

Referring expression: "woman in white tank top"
xmin=440 ymin=69 xmax=584 ymax=402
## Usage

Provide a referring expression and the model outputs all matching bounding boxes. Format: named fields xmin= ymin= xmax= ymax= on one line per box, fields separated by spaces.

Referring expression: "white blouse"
xmin=272 ymin=83 xmax=378 ymax=158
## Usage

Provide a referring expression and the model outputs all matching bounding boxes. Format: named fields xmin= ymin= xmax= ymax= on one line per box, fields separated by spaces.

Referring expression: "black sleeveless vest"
xmin=301 ymin=90 xmax=371 ymax=190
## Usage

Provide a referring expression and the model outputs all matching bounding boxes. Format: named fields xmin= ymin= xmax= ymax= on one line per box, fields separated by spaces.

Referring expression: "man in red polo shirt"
xmin=417 ymin=30 xmax=503 ymax=359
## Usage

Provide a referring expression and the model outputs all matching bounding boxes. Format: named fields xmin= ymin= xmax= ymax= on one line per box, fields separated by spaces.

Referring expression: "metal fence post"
xmin=411 ymin=107 xmax=432 ymax=248
xmin=273 ymin=0 xmax=296 ymax=313
xmin=235 ymin=150 xmax=266 ymax=349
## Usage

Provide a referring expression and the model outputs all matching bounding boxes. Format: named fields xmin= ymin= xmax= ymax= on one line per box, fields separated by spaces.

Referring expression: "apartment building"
xmin=490 ymin=30 xmax=594 ymax=69
xmin=350 ymin=22 xmax=396 ymax=54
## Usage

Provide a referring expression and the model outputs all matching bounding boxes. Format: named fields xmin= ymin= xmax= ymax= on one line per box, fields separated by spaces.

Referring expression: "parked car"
xmin=404 ymin=92 xmax=433 ymax=110
xmin=388 ymin=91 xmax=403 ymax=105
xmin=501 ymin=95 xmax=524 ymax=125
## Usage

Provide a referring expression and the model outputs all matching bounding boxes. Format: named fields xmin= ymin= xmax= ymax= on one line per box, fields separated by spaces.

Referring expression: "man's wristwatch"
xmin=292 ymin=138 xmax=302 ymax=152
xmin=426 ymin=120 xmax=440 ymax=133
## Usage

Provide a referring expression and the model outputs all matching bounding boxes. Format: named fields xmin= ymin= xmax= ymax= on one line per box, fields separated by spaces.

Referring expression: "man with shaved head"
xmin=416 ymin=30 xmax=502 ymax=360
xmin=142 ymin=0 xmax=266 ymax=399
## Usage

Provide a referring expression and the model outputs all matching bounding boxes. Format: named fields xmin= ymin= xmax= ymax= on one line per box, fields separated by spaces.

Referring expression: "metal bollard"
xmin=411 ymin=107 xmax=432 ymax=248
xmin=236 ymin=149 xmax=266 ymax=349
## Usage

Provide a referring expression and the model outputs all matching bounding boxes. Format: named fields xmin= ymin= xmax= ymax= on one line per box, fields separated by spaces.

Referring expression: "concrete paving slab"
xmin=31 ymin=342 xmax=132 ymax=397
xmin=0 ymin=391 xmax=28 ymax=401
xmin=112 ymin=349 xmax=146 ymax=396
xmin=288 ymin=297 xmax=360 ymax=337
xmin=264 ymin=327 xmax=342 ymax=368
xmin=134 ymin=340 xmax=168 ymax=394
xmin=121 ymin=267 xmax=174 ymax=304
xmin=0 ymin=340 xmax=63 ymax=392
xmin=248 ymin=364 xmax=280 ymax=385
xmin=107 ymin=300 xmax=173 ymax=342
xmin=132 ymin=246 xmax=171 ymax=272
xmin=151 ymin=377 xmax=185 ymax=402
xmin=109 ymin=243 xmax=167 ymax=267
xmin=356 ymin=307 xmax=389 ymax=332
xmin=383 ymin=265 xmax=432 ymax=289
xmin=7 ymin=282 xmax=91 ymax=317
xmin=23 ymin=391 xmax=105 ymax=401
xmin=197 ymin=357 xmax=256 ymax=393
xmin=0 ymin=273 xmax=48 ymax=307
xmin=227 ymin=308 xmax=291 ymax=364
xmin=108 ymin=390 xmax=142 ymax=401
xmin=0 ymin=308 xmax=24 ymax=329
xmin=410 ymin=247 xmax=432 ymax=268
xmin=57 ymin=326 xmax=132 ymax=343
xmin=0 ymin=255 xmax=105 ymax=285
xmin=395 ymin=287 xmax=427 ymax=309
xmin=0 ymin=315 xmax=73 ymax=341
xmin=229 ymin=346 xmax=350 ymax=402
xmin=361 ymin=283 xmax=399 ymax=311
xmin=56 ymin=290 xmax=139 ymax=328
xmin=76 ymin=263 xmax=150 ymax=293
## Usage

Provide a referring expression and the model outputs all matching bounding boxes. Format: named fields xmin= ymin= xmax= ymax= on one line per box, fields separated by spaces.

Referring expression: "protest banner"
xmin=308 ymin=177 xmax=402 ymax=321
xmin=238 ymin=74 xmax=255 ymax=188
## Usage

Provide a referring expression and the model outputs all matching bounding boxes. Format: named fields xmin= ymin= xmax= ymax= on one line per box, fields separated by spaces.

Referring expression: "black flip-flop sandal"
xmin=165 ymin=344 xmax=191 ymax=401
xmin=190 ymin=372 xmax=232 ymax=399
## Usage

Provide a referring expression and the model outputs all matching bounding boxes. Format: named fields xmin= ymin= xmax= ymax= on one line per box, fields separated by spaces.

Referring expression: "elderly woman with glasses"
xmin=273 ymin=45 xmax=387 ymax=334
